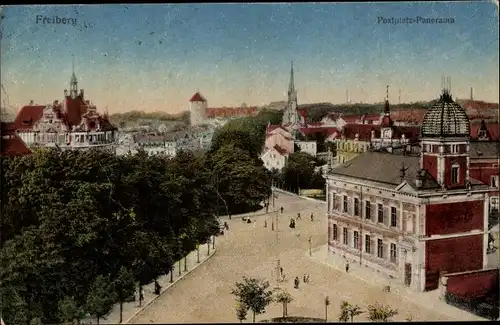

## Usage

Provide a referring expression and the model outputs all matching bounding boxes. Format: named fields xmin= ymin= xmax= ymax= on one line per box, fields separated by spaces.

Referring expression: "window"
xmin=377 ymin=204 xmax=384 ymax=223
xmin=390 ymin=243 xmax=397 ymax=263
xmin=491 ymin=176 xmax=498 ymax=188
xmin=354 ymin=198 xmax=360 ymax=216
xmin=390 ymin=207 xmax=397 ymax=227
xmin=365 ymin=201 xmax=371 ymax=219
xmin=333 ymin=224 xmax=338 ymax=240
xmin=343 ymin=196 xmax=348 ymax=213
xmin=451 ymin=164 xmax=459 ymax=184
xmin=343 ymin=228 xmax=348 ymax=245
xmin=365 ymin=235 xmax=371 ymax=253
xmin=377 ymin=239 xmax=384 ymax=258
xmin=450 ymin=144 xmax=458 ymax=153
xmin=353 ymin=231 xmax=359 ymax=249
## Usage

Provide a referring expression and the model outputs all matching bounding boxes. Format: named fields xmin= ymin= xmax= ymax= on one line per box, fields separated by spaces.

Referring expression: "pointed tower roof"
xmin=381 ymin=85 xmax=394 ymax=127
xmin=70 ymin=55 xmax=77 ymax=84
xmin=189 ymin=92 xmax=206 ymax=102
xmin=288 ymin=61 xmax=295 ymax=93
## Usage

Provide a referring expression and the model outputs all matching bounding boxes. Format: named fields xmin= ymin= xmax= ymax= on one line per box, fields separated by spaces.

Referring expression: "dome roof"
xmin=421 ymin=91 xmax=470 ymax=138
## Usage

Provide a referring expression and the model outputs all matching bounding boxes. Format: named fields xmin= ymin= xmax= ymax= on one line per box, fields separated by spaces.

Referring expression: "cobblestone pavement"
xmin=130 ymin=191 xmax=483 ymax=323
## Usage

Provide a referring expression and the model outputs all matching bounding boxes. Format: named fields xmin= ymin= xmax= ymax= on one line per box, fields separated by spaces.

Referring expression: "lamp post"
xmin=207 ymin=238 xmax=211 ymax=256
xmin=170 ymin=265 xmax=174 ymax=283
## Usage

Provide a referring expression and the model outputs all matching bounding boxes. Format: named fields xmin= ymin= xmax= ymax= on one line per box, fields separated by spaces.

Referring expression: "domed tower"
xmin=189 ymin=92 xmax=207 ymax=126
xmin=420 ymin=81 xmax=471 ymax=190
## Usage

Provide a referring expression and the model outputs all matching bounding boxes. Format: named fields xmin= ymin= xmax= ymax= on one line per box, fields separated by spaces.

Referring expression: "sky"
xmin=0 ymin=2 xmax=499 ymax=114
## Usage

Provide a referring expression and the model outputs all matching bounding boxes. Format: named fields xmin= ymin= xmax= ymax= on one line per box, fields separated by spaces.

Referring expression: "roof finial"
xmin=72 ymin=54 xmax=75 ymax=75
xmin=386 ymin=85 xmax=389 ymax=101
xmin=289 ymin=61 xmax=295 ymax=92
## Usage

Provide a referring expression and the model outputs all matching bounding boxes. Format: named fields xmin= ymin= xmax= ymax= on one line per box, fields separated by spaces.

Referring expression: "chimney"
xmin=29 ymin=100 xmax=34 ymax=105
xmin=80 ymin=89 xmax=84 ymax=98
xmin=53 ymin=100 xmax=59 ymax=105
xmin=64 ymin=89 xmax=68 ymax=97
xmin=415 ymin=170 xmax=424 ymax=189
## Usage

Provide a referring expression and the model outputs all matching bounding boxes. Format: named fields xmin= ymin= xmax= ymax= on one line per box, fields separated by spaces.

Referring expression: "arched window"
xmin=451 ymin=163 xmax=460 ymax=184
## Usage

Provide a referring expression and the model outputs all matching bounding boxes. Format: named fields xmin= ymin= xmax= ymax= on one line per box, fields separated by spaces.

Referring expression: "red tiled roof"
xmin=267 ymin=124 xmax=290 ymax=133
xmin=206 ymin=107 xmax=258 ymax=118
xmin=189 ymin=92 xmax=207 ymax=102
xmin=390 ymin=110 xmax=427 ymax=123
xmin=64 ymin=96 xmax=89 ymax=126
xmin=299 ymin=126 xmax=339 ymax=136
xmin=273 ymin=144 xmax=288 ymax=156
xmin=13 ymin=105 xmax=45 ymax=130
xmin=470 ymin=121 xmax=500 ymax=141
xmin=342 ymin=124 xmax=380 ymax=141
xmin=1 ymin=122 xmax=31 ymax=156
xmin=462 ymin=100 xmax=499 ymax=111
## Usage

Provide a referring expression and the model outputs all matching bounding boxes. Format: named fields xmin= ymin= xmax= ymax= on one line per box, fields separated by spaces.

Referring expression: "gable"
xmin=395 ymin=181 xmax=417 ymax=194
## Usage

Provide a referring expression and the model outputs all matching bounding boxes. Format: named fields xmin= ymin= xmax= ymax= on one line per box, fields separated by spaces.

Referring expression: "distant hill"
xmin=302 ymin=102 xmax=435 ymax=122
xmin=109 ymin=110 xmax=189 ymax=127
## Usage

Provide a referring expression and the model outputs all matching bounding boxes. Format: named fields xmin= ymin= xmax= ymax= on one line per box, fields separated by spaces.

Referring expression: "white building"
xmin=295 ymin=140 xmax=317 ymax=157
xmin=261 ymin=145 xmax=289 ymax=171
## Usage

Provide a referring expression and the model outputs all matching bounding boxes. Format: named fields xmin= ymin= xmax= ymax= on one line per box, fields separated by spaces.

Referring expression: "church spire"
xmin=70 ymin=55 xmax=78 ymax=98
xmin=384 ymin=85 xmax=390 ymax=115
xmin=289 ymin=61 xmax=295 ymax=93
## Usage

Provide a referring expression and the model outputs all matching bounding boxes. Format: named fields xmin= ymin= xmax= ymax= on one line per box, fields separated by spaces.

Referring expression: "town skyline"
xmin=1 ymin=3 xmax=498 ymax=114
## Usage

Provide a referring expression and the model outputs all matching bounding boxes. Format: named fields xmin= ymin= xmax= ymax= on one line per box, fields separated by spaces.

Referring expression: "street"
xmin=130 ymin=192 xmax=482 ymax=323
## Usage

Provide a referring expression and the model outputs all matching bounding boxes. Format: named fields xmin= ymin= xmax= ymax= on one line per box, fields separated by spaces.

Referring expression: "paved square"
xmin=130 ymin=192 xmax=485 ymax=323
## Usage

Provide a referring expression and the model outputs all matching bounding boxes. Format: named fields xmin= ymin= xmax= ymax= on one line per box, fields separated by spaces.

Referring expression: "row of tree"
xmin=0 ymin=108 xmax=280 ymax=324
xmin=231 ymin=277 xmax=405 ymax=323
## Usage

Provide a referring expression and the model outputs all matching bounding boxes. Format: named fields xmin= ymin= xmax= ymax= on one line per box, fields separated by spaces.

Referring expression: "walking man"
xmin=297 ymin=212 xmax=301 ymax=220
xmin=310 ymin=213 xmax=314 ymax=221
xmin=345 ymin=261 xmax=350 ymax=273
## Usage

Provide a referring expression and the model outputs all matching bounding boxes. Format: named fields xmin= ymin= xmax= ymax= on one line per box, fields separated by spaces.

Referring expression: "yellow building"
xmin=334 ymin=138 xmax=370 ymax=164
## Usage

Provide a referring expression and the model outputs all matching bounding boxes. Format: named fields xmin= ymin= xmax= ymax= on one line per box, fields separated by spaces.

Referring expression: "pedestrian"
xmin=297 ymin=212 xmax=301 ymax=220
xmin=306 ymin=274 xmax=310 ymax=283
xmin=154 ymin=279 xmax=162 ymax=295
xmin=281 ymin=206 xmax=284 ymax=214
xmin=294 ymin=276 xmax=300 ymax=289
xmin=303 ymin=274 xmax=307 ymax=283
xmin=310 ymin=213 xmax=314 ymax=221
xmin=264 ymin=219 xmax=268 ymax=228
xmin=345 ymin=262 xmax=349 ymax=273
xmin=280 ymin=267 xmax=283 ymax=276
xmin=139 ymin=286 xmax=144 ymax=306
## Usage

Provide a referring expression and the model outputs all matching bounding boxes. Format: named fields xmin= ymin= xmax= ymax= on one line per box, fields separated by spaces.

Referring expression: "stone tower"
xmin=282 ymin=61 xmax=299 ymax=125
xmin=189 ymin=92 xmax=207 ymax=126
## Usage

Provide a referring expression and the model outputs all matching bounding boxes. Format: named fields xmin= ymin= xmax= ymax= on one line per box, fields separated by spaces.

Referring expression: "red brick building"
xmin=325 ymin=88 xmax=497 ymax=292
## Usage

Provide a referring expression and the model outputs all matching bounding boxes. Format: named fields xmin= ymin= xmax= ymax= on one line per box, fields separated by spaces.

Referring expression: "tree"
xmin=274 ymin=289 xmax=293 ymax=318
xmin=236 ymin=301 xmax=248 ymax=323
xmin=112 ymin=266 xmax=136 ymax=323
xmin=339 ymin=301 xmax=363 ymax=323
xmin=86 ymin=275 xmax=115 ymax=325
xmin=367 ymin=303 xmax=398 ymax=322
xmin=57 ymin=296 xmax=85 ymax=324
xmin=231 ymin=277 xmax=275 ymax=323
xmin=324 ymin=296 xmax=330 ymax=321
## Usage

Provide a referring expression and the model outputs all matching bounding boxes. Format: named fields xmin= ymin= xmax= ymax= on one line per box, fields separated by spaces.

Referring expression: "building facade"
xmin=12 ymin=68 xmax=117 ymax=153
xmin=326 ymin=87 xmax=495 ymax=292
xmin=261 ymin=145 xmax=289 ymax=171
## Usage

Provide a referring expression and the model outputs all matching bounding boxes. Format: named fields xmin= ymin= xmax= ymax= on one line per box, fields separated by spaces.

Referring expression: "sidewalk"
xmin=272 ymin=187 xmax=327 ymax=205
xmin=308 ymin=244 xmax=486 ymax=321
xmin=82 ymin=237 xmax=217 ymax=324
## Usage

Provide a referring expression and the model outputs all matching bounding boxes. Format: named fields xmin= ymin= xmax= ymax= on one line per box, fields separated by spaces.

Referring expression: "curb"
xmin=272 ymin=187 xmax=326 ymax=204
xmin=307 ymin=246 xmax=486 ymax=322
xmin=123 ymin=249 xmax=218 ymax=324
